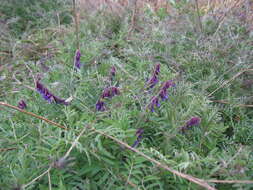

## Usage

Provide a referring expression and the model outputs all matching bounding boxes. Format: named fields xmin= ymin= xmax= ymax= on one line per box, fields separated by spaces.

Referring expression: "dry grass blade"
xmin=208 ymin=69 xmax=253 ymax=97
xmin=211 ymin=100 xmax=253 ymax=108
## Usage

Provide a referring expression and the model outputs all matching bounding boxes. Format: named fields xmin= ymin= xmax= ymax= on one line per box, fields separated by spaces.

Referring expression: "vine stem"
xmin=0 ymin=102 xmax=68 ymax=130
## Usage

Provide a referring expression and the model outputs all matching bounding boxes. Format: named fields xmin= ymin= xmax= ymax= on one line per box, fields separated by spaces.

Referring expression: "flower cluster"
xmin=131 ymin=128 xmax=144 ymax=148
xmin=148 ymin=80 xmax=175 ymax=112
xmin=96 ymin=86 xmax=120 ymax=111
xmin=18 ymin=100 xmax=27 ymax=109
xmin=147 ymin=64 xmax=160 ymax=89
xmin=74 ymin=49 xmax=81 ymax=69
xmin=36 ymin=80 xmax=69 ymax=105
xmin=179 ymin=117 xmax=201 ymax=133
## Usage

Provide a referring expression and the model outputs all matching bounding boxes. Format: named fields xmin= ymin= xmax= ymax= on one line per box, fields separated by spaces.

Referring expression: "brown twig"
xmin=211 ymin=99 xmax=253 ymax=108
xmin=0 ymin=102 xmax=68 ymax=130
xmin=208 ymin=69 xmax=253 ymax=97
xmin=0 ymin=147 xmax=17 ymax=152
xmin=90 ymin=128 xmax=216 ymax=190
xmin=207 ymin=179 xmax=253 ymax=184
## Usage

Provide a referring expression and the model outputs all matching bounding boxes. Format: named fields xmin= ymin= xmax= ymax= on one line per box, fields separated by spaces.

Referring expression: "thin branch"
xmin=22 ymin=166 xmax=52 ymax=189
xmin=208 ymin=69 xmax=253 ymax=97
xmin=90 ymin=128 xmax=216 ymax=190
xmin=207 ymin=179 xmax=253 ymax=184
xmin=0 ymin=102 xmax=68 ymax=130
xmin=0 ymin=147 xmax=17 ymax=152
xmin=62 ymin=125 xmax=87 ymax=160
xmin=48 ymin=171 xmax=52 ymax=190
xmin=211 ymin=100 xmax=253 ymax=108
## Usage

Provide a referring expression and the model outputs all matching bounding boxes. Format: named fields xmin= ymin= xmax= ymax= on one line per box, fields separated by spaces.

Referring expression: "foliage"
xmin=0 ymin=0 xmax=253 ymax=189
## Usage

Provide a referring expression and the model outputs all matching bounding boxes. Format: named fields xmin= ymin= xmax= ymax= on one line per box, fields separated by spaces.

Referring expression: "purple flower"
xmin=186 ymin=117 xmax=201 ymax=127
xmin=163 ymin=80 xmax=176 ymax=89
xmin=158 ymin=80 xmax=175 ymax=101
xmin=36 ymin=81 xmax=69 ymax=105
xmin=179 ymin=117 xmax=201 ymax=133
xmin=136 ymin=128 xmax=144 ymax=136
xmin=132 ymin=128 xmax=144 ymax=148
xmin=96 ymin=100 xmax=105 ymax=111
xmin=101 ymin=86 xmax=120 ymax=99
xmin=159 ymin=89 xmax=168 ymax=101
xmin=18 ymin=100 xmax=27 ymax=109
xmin=74 ymin=49 xmax=81 ymax=69
xmin=147 ymin=75 xmax=159 ymax=88
xmin=96 ymin=86 xmax=120 ymax=111
xmin=154 ymin=63 xmax=160 ymax=75
xmin=147 ymin=64 xmax=161 ymax=89
xmin=148 ymin=96 xmax=160 ymax=112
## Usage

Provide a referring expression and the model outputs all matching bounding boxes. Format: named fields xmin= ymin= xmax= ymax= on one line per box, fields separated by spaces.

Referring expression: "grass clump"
xmin=0 ymin=1 xmax=253 ymax=189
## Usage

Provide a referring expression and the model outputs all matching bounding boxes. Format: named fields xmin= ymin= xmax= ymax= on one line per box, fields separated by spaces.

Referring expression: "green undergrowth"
xmin=0 ymin=2 xmax=253 ymax=190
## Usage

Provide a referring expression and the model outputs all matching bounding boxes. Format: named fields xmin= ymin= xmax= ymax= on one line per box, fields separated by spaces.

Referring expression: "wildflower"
xmin=186 ymin=117 xmax=201 ymax=127
xmin=132 ymin=128 xmax=144 ymax=148
xmin=147 ymin=64 xmax=161 ymax=89
xmin=96 ymin=86 xmax=120 ymax=111
xmin=148 ymin=96 xmax=160 ymax=112
xmin=154 ymin=63 xmax=160 ymax=75
xmin=163 ymin=80 xmax=176 ymax=89
xmin=96 ymin=100 xmax=105 ymax=111
xmin=53 ymin=156 xmax=75 ymax=169
xmin=74 ymin=49 xmax=81 ymax=69
xmin=18 ymin=100 xmax=27 ymax=109
xmin=179 ymin=116 xmax=201 ymax=133
xmin=36 ymin=80 xmax=69 ymax=105
xmin=101 ymin=86 xmax=120 ymax=99
xmin=159 ymin=80 xmax=176 ymax=101
xmin=159 ymin=88 xmax=168 ymax=101
xmin=147 ymin=75 xmax=159 ymax=88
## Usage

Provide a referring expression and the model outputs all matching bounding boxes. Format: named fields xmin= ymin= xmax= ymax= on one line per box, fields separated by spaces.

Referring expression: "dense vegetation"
xmin=0 ymin=0 xmax=252 ymax=189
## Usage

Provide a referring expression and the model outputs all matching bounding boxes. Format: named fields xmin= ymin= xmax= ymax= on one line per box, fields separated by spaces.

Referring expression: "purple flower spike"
xmin=147 ymin=75 xmax=159 ymax=88
xmin=96 ymin=100 xmax=105 ymax=111
xmin=186 ymin=117 xmax=201 ymax=127
xmin=146 ymin=64 xmax=161 ymax=89
xmin=101 ymin=87 xmax=120 ymax=99
xmin=159 ymin=89 xmax=168 ymax=101
xmin=149 ymin=96 xmax=160 ymax=112
xmin=179 ymin=116 xmax=201 ymax=133
xmin=36 ymin=81 xmax=69 ymax=105
xmin=18 ymin=100 xmax=27 ymax=109
xmin=136 ymin=128 xmax=144 ymax=136
xmin=101 ymin=88 xmax=111 ymax=98
xmin=74 ymin=49 xmax=81 ymax=69
xmin=154 ymin=63 xmax=160 ymax=75
xmin=132 ymin=128 xmax=144 ymax=148
xmin=111 ymin=86 xmax=120 ymax=96
xmin=163 ymin=80 xmax=176 ymax=89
